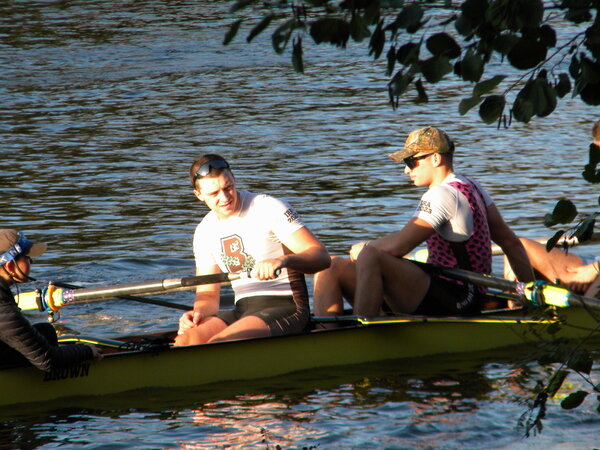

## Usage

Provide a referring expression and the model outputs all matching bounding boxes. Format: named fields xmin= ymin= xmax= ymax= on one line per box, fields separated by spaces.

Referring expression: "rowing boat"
xmin=1 ymin=302 xmax=598 ymax=407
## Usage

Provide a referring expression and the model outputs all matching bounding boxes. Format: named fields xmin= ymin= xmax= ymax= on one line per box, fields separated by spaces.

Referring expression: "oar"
xmin=50 ymin=280 xmax=190 ymax=311
xmin=17 ymin=272 xmax=246 ymax=312
xmin=417 ymin=261 xmax=600 ymax=311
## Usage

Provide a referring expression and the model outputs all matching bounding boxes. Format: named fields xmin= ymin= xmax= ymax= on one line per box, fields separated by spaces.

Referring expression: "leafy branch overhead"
xmin=224 ymin=0 xmax=600 ymax=127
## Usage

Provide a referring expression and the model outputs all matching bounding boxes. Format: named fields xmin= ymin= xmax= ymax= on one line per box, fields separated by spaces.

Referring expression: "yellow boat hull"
xmin=1 ymin=307 xmax=597 ymax=407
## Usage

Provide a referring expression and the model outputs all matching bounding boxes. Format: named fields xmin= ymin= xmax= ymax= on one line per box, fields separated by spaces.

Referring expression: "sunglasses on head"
xmin=194 ymin=159 xmax=230 ymax=181
xmin=403 ymin=152 xmax=435 ymax=170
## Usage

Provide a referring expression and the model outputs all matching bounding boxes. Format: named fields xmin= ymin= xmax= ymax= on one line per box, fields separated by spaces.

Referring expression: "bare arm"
xmin=178 ymin=263 xmax=221 ymax=334
xmin=252 ymin=227 xmax=331 ymax=280
xmin=488 ymin=203 xmax=535 ymax=282
xmin=350 ymin=217 xmax=435 ymax=261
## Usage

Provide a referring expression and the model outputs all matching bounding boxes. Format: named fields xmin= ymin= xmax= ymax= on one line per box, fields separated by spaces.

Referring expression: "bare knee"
xmin=355 ymin=243 xmax=382 ymax=268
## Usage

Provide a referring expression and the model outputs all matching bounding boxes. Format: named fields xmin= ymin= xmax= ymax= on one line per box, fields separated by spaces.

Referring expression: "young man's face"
xmin=404 ymin=152 xmax=435 ymax=187
xmin=194 ymin=170 xmax=239 ymax=220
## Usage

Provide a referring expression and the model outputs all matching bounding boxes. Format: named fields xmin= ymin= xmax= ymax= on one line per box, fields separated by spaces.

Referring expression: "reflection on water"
xmin=2 ymin=347 xmax=596 ymax=448
xmin=2 ymin=0 xmax=600 ymax=448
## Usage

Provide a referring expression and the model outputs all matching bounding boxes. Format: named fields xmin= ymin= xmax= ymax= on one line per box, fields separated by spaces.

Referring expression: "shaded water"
xmin=2 ymin=1 xmax=600 ymax=448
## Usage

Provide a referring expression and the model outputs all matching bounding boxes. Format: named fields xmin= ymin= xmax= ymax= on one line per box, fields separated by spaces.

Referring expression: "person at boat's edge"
xmin=313 ymin=126 xmax=535 ymax=319
xmin=0 ymin=229 xmax=102 ymax=370
xmin=174 ymin=154 xmax=330 ymax=346
xmin=504 ymin=120 xmax=600 ymax=299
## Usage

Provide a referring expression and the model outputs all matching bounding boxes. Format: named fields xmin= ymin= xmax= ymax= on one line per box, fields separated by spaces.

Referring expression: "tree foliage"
xmin=223 ymin=0 xmax=600 ymax=127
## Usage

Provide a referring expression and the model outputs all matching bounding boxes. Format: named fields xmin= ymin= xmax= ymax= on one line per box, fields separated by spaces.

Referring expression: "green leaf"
xmin=546 ymin=230 xmax=565 ymax=251
xmin=508 ymin=38 xmax=548 ymax=70
xmin=368 ymin=20 xmax=385 ymax=59
xmin=544 ymin=213 xmax=558 ymax=227
xmin=550 ymin=199 xmax=578 ymax=224
xmin=396 ymin=42 xmax=420 ymax=65
xmin=272 ymin=20 xmax=294 ymax=54
xmin=363 ymin=0 xmax=381 ymax=26
xmin=493 ymin=33 xmax=519 ymax=55
xmin=350 ymin=13 xmax=371 ymax=42
xmin=473 ymin=75 xmax=506 ymax=96
xmin=460 ymin=51 xmax=484 ymax=82
xmin=310 ymin=18 xmax=350 ymax=48
xmin=556 ymin=73 xmax=571 ymax=98
xmin=415 ymin=78 xmax=428 ymax=103
xmin=479 ymin=95 xmax=505 ymax=124
xmin=512 ymin=96 xmax=535 ymax=123
xmin=388 ymin=69 xmax=413 ymax=97
xmin=458 ymin=96 xmax=482 ymax=115
xmin=539 ymin=24 xmax=557 ymax=48
xmin=247 ymin=14 xmax=275 ymax=43
xmin=581 ymin=57 xmax=600 ymax=84
xmin=454 ymin=13 xmax=473 ymax=37
xmin=230 ymin=0 xmax=257 ymax=13
xmin=394 ymin=4 xmax=424 ymax=31
xmin=531 ymin=78 xmax=557 ymax=117
xmin=386 ymin=45 xmax=396 ymax=77
xmin=561 ymin=391 xmax=588 ymax=409
xmin=580 ymin=81 xmax=600 ymax=106
xmin=292 ymin=36 xmax=304 ymax=73
xmin=565 ymin=7 xmax=592 ymax=24
xmin=547 ymin=369 xmax=569 ymax=398
xmin=591 ymin=143 xmax=600 ymax=165
xmin=224 ymin=19 xmax=243 ymax=45
xmin=426 ymin=32 xmax=461 ymax=59
xmin=421 ymin=55 xmax=452 ymax=83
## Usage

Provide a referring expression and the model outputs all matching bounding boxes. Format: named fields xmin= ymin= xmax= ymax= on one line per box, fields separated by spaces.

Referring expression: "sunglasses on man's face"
xmin=403 ymin=152 xmax=435 ymax=170
xmin=194 ymin=160 xmax=230 ymax=181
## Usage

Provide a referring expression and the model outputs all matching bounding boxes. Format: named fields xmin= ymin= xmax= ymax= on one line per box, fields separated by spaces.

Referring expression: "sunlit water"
xmin=1 ymin=1 xmax=599 ymax=448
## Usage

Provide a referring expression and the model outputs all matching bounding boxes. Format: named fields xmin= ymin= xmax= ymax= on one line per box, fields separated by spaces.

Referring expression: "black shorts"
xmin=214 ymin=295 xmax=310 ymax=336
xmin=412 ymin=274 xmax=484 ymax=316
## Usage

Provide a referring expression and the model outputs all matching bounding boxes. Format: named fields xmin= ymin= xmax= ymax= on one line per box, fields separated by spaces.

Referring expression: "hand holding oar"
xmin=418 ymin=261 xmax=600 ymax=312
xmin=16 ymin=272 xmax=248 ymax=312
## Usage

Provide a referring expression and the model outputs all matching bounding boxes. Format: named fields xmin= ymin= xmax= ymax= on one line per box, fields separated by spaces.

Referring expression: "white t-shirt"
xmin=413 ymin=173 xmax=493 ymax=243
xmin=193 ymin=190 xmax=305 ymax=302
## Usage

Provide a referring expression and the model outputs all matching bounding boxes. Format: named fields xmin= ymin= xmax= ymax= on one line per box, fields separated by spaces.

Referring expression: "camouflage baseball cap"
xmin=388 ymin=127 xmax=454 ymax=162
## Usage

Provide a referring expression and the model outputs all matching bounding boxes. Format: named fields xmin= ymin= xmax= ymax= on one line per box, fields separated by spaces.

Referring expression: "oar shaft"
xmin=423 ymin=264 xmax=519 ymax=292
xmin=69 ymin=272 xmax=243 ymax=303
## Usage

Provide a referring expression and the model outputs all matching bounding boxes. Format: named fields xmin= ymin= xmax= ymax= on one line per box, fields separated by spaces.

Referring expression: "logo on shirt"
xmin=284 ymin=208 xmax=299 ymax=224
xmin=220 ymin=234 xmax=255 ymax=272
xmin=417 ymin=200 xmax=432 ymax=214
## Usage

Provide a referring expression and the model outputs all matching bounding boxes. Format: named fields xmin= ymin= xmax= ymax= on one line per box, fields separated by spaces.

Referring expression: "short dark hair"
xmin=189 ymin=154 xmax=230 ymax=188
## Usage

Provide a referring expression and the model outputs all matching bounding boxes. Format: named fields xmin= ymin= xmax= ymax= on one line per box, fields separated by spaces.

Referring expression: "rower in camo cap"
xmin=313 ymin=126 xmax=535 ymax=318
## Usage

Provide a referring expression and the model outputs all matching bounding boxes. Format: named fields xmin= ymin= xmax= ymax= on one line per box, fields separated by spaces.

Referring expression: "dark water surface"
xmin=2 ymin=1 xmax=600 ymax=448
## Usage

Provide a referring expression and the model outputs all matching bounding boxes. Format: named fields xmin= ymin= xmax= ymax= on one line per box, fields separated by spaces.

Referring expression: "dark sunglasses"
xmin=404 ymin=153 xmax=435 ymax=170
xmin=194 ymin=159 xmax=230 ymax=181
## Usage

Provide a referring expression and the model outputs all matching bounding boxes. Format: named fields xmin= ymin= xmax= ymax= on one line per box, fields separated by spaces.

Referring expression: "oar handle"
xmin=416 ymin=261 xmax=600 ymax=311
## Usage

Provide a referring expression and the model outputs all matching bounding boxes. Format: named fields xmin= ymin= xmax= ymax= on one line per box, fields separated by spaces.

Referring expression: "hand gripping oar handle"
xmin=417 ymin=261 xmax=600 ymax=311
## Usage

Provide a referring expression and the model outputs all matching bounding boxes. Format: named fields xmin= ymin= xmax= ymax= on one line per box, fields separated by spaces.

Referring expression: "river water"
xmin=1 ymin=1 xmax=599 ymax=448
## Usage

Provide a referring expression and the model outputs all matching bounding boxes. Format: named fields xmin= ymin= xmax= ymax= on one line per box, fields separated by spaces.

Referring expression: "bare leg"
xmin=313 ymin=256 xmax=357 ymax=316
xmin=173 ymin=316 xmax=228 ymax=346
xmin=353 ymin=245 xmax=430 ymax=316
xmin=506 ymin=238 xmax=585 ymax=283
xmin=208 ymin=315 xmax=271 ymax=343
